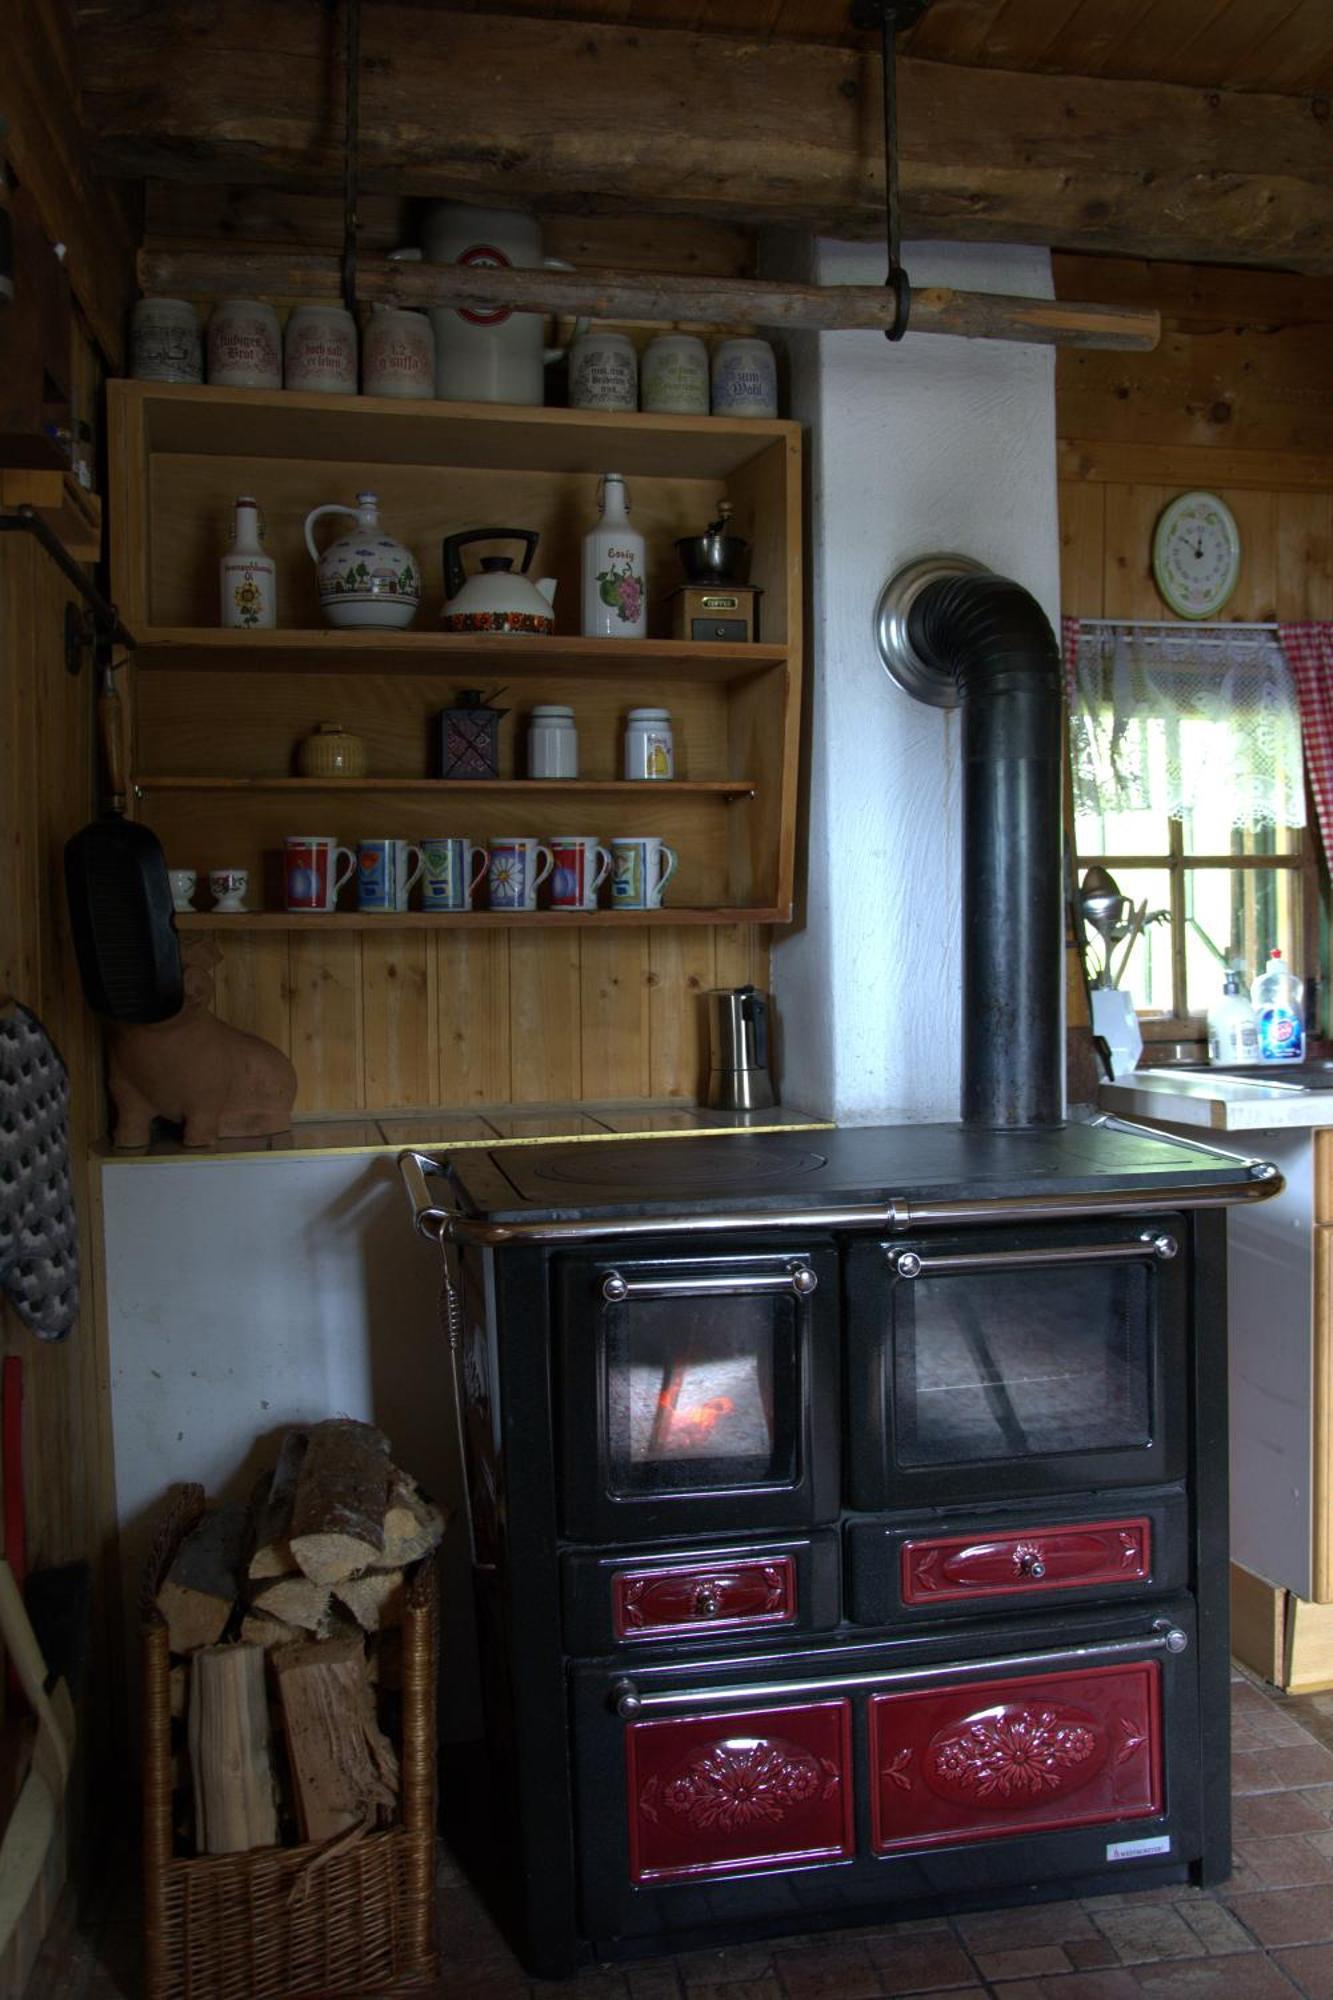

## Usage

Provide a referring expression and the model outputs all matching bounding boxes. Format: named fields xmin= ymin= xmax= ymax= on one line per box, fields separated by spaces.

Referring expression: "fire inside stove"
xmin=607 ymin=1300 xmax=797 ymax=1493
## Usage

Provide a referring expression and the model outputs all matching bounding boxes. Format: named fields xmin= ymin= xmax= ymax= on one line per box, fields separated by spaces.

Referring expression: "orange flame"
xmin=676 ymin=1395 xmax=735 ymax=1435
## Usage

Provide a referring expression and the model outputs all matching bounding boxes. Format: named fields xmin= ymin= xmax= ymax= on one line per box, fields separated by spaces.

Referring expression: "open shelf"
xmin=138 ymin=775 xmax=755 ymax=798
xmin=132 ymin=628 xmax=787 ymax=681
xmin=174 ymin=907 xmax=788 ymax=931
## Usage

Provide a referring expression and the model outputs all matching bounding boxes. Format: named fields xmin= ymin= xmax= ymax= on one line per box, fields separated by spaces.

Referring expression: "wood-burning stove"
xmin=401 ymin=1119 xmax=1279 ymax=1977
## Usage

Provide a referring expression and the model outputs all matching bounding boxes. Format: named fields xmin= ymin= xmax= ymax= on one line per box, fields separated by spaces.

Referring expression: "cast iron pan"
xmin=64 ymin=670 xmax=183 ymax=1023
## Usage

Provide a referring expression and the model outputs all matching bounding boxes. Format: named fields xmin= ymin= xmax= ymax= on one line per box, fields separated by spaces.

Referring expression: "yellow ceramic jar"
xmin=297 ymin=720 xmax=367 ymax=779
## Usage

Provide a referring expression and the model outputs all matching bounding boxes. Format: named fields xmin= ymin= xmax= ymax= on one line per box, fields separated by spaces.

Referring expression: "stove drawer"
xmin=847 ymin=1492 xmax=1187 ymax=1626
xmin=562 ymin=1532 xmax=840 ymax=1653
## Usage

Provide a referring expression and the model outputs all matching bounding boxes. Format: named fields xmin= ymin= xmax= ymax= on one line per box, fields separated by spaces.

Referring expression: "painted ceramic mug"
xmin=488 ymin=838 xmax=554 ymax=912
xmin=549 ymin=836 xmax=612 ymax=912
xmin=207 ymin=299 xmax=282 ymax=388
xmin=356 ymin=838 xmax=425 ymax=913
xmin=209 ymin=868 xmax=250 ymax=913
xmin=284 ymin=836 xmax=355 ymax=913
xmin=168 ymin=868 xmax=197 ymax=912
xmin=421 ymin=836 xmax=488 ymax=912
xmin=611 ymin=836 xmax=678 ymax=910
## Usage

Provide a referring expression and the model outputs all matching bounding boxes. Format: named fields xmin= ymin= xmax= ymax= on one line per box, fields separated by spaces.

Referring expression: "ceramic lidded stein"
xmin=303 ymin=492 xmax=420 ymax=629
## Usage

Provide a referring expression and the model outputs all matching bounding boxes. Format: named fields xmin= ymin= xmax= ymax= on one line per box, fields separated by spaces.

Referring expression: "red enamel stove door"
xmin=614 ymin=1556 xmax=797 ymax=1640
xmin=871 ymin=1662 xmax=1162 ymax=1853
xmin=900 ymin=1518 xmax=1152 ymax=1606
xmin=626 ymin=1701 xmax=854 ymax=1885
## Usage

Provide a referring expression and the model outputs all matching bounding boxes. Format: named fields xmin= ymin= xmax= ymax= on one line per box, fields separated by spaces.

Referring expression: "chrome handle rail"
xmin=602 ymin=1264 xmax=818 ymax=1303
xmin=890 ymin=1231 xmax=1177 ymax=1280
xmin=610 ymin=1621 xmax=1189 ymax=1717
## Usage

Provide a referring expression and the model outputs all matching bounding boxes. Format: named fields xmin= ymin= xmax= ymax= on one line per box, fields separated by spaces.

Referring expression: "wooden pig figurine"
xmin=108 ymin=938 xmax=298 ymax=1150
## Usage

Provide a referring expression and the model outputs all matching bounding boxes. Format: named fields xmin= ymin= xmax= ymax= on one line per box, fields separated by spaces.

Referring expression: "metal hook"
xmin=850 ymin=0 xmax=932 ymax=341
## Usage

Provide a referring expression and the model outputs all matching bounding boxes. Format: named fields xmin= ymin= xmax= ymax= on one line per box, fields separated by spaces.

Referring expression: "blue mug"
xmin=356 ymin=838 xmax=424 ymax=913
xmin=421 ymin=837 xmax=488 ymax=912
xmin=488 ymin=838 xmax=554 ymax=912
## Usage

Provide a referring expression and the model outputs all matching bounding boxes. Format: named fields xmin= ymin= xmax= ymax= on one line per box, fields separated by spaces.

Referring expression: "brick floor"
xmin=37 ymin=1673 xmax=1333 ymax=1999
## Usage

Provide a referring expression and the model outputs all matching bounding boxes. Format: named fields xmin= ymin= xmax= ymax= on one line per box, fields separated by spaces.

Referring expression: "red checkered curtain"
xmin=1281 ymin=623 xmax=1333 ymax=860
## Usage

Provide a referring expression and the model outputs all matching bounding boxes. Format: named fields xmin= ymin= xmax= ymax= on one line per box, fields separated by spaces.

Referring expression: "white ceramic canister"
xmin=408 ymin=201 xmax=585 ymax=406
xmin=220 ymin=496 xmax=277 ymax=629
xmin=568 ymin=330 xmax=638 ymax=413
xmin=207 ymin=299 xmax=282 ymax=388
xmin=581 ymin=473 xmax=647 ymax=640
xmin=284 ymin=303 xmax=358 ymax=395
xmin=711 ymin=336 xmax=779 ymax=418
xmin=130 ymin=298 xmax=203 ymax=383
xmin=624 ymin=707 xmax=674 ymax=781
xmin=640 ymin=332 xmax=709 ymax=416
xmin=527 ymin=704 xmax=578 ymax=779
xmin=363 ymin=305 xmax=435 ymax=400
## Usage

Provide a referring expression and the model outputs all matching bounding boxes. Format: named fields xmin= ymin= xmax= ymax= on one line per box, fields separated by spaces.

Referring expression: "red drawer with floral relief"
xmin=626 ymin=1699 xmax=854 ymax=1884
xmin=900 ymin=1517 xmax=1152 ymax=1606
xmin=870 ymin=1660 xmax=1162 ymax=1853
xmin=613 ymin=1555 xmax=797 ymax=1640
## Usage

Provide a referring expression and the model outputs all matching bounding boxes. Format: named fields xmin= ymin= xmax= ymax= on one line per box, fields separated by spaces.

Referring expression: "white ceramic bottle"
xmin=220 ymin=496 xmax=277 ymax=629
xmin=581 ymin=474 xmax=647 ymax=639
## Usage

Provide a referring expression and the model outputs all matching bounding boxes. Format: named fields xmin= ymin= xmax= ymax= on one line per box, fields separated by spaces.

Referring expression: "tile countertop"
xmin=1101 ymin=1067 xmax=1333 ymax=1132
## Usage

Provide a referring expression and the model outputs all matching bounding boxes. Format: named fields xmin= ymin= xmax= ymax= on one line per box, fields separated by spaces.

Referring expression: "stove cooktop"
xmin=441 ymin=1118 xmax=1271 ymax=1224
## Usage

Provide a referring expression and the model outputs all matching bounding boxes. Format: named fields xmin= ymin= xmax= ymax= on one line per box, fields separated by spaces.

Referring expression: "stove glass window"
xmin=895 ymin=1264 xmax=1151 ymax=1467
xmin=606 ymin=1294 xmax=799 ymax=1495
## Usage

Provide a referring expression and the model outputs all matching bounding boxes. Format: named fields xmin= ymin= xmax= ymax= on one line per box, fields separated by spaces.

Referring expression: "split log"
xmin=240 ymin=1610 xmax=308 ymax=1651
xmin=169 ymin=1663 xmax=188 ymax=1720
xmin=188 ymin=1644 xmax=278 ymax=1854
xmin=249 ymin=1575 xmax=331 ymax=1634
xmin=156 ymin=1501 xmax=248 ymax=1654
xmin=382 ymin=1481 xmax=447 ymax=1568
xmin=333 ymin=1570 xmax=405 ymax=1633
xmin=247 ymin=1429 xmax=308 ymax=1581
xmin=288 ymin=1421 xmax=394 ymax=1586
xmin=273 ymin=1639 xmax=398 ymax=1843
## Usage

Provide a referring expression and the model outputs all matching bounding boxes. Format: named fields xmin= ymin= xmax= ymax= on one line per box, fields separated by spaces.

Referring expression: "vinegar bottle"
xmin=581 ymin=473 xmax=647 ymax=639
xmin=220 ymin=495 xmax=277 ymax=630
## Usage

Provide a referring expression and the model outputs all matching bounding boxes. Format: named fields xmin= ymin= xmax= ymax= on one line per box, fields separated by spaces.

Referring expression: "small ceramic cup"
xmin=363 ymin=306 xmax=435 ymax=400
xmin=611 ymin=836 xmax=678 ymax=910
xmin=168 ymin=868 xmax=197 ymax=912
xmin=640 ymin=332 xmax=709 ymax=415
xmin=284 ymin=836 xmax=355 ymax=912
xmin=207 ymin=299 xmax=282 ymax=388
xmin=284 ymin=304 xmax=358 ymax=395
xmin=488 ymin=838 xmax=554 ymax=913
xmin=711 ymin=336 xmax=778 ymax=418
xmin=568 ymin=330 xmax=638 ymax=412
xmin=209 ymin=868 xmax=250 ymax=913
xmin=356 ymin=838 xmax=425 ymax=913
xmin=130 ymin=298 xmax=203 ymax=383
xmin=420 ymin=837 xmax=488 ymax=913
xmin=549 ymin=836 xmax=612 ymax=912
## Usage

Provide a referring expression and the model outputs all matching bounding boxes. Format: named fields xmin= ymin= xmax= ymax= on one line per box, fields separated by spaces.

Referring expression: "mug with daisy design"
xmin=488 ymin=838 xmax=554 ymax=912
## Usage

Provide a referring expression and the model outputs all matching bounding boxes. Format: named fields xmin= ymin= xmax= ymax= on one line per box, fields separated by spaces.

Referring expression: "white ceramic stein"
xmin=711 ymin=336 xmax=778 ymax=418
xmin=568 ymin=331 xmax=638 ymax=412
xmin=207 ymin=300 xmax=282 ymax=388
xmin=640 ymin=332 xmax=709 ymax=415
xmin=284 ymin=304 xmax=358 ymax=395
xmin=130 ymin=299 xmax=203 ymax=383
xmin=399 ymin=202 xmax=585 ymax=406
xmin=363 ymin=306 xmax=435 ymax=400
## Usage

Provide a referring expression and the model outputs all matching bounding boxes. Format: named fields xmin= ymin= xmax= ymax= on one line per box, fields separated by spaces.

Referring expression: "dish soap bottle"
xmin=220 ymin=495 xmax=277 ymax=629
xmin=582 ymin=473 xmax=647 ymax=639
xmin=1251 ymin=947 xmax=1305 ymax=1064
xmin=1208 ymin=970 xmax=1259 ymax=1066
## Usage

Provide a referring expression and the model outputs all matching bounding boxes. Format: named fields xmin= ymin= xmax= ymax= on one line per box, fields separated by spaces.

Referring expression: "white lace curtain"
xmin=1065 ymin=619 xmax=1306 ymax=833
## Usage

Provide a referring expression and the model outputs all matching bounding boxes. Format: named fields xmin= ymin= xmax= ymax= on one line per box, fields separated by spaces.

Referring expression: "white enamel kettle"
xmin=394 ymin=201 xmax=586 ymax=406
xmin=441 ymin=530 xmax=557 ymax=636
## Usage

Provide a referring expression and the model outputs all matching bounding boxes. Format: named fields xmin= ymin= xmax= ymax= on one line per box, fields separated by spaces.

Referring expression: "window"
xmin=1068 ymin=622 xmax=1314 ymax=1025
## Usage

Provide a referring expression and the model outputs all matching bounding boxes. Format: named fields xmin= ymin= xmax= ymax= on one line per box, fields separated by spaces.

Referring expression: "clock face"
xmin=1151 ymin=491 xmax=1241 ymax=619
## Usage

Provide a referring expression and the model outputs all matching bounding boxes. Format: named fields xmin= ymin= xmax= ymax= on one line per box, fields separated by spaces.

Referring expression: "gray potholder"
xmin=0 ymin=1005 xmax=79 ymax=1341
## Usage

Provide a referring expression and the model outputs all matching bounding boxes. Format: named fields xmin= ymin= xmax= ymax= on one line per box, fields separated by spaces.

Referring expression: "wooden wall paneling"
xmin=360 ymin=931 xmax=437 ymax=1109
xmin=579 ymin=930 xmax=652 ymax=1100
xmin=1100 ymin=483 xmax=1176 ymax=619
xmin=648 ymin=927 xmax=715 ymax=1101
xmin=509 ymin=929 xmax=582 ymax=1104
xmin=1226 ymin=487 xmax=1279 ymax=620
xmin=288 ymin=935 xmax=364 ymax=1112
xmin=714 ymin=923 xmax=766 ymax=990
xmin=1278 ymin=491 xmax=1333 ymax=621
xmin=0 ymin=542 xmax=44 ymax=1006
xmin=211 ymin=934 xmax=292 ymax=1056
xmin=436 ymin=932 xmax=511 ymax=1105
xmin=1058 ymin=479 xmax=1106 ymax=616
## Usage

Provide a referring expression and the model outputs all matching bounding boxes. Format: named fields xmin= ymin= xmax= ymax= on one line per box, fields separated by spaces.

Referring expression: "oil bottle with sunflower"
xmin=220 ymin=495 xmax=277 ymax=630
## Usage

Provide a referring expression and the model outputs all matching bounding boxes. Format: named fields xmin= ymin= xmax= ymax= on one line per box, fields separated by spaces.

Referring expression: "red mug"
xmin=284 ymin=836 xmax=355 ymax=913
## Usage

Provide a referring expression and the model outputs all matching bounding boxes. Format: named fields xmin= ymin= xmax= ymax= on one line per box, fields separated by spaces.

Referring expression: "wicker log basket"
xmin=141 ymin=1484 xmax=439 ymax=2000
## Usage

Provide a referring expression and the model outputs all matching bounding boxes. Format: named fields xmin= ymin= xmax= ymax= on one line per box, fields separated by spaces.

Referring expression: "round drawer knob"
xmin=693 ymin=1583 xmax=722 ymax=1618
xmin=1017 ymin=1549 xmax=1047 ymax=1580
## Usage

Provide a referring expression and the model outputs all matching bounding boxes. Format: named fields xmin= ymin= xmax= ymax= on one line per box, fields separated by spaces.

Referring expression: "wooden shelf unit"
xmin=108 ymin=381 xmax=801 ymax=1115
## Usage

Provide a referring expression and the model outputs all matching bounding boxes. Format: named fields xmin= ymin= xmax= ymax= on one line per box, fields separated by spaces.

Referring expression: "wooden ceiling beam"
xmin=75 ymin=3 xmax=1333 ymax=273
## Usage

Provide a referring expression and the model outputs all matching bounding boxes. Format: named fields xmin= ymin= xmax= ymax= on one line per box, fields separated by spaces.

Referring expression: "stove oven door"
xmin=845 ymin=1217 xmax=1188 ymax=1510
xmin=570 ymin=1601 xmax=1198 ymax=1950
xmin=556 ymin=1244 xmax=838 ymax=1542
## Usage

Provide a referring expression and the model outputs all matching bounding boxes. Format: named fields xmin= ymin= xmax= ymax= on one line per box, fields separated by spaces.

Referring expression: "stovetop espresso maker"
xmin=706 ymin=983 xmax=775 ymax=1110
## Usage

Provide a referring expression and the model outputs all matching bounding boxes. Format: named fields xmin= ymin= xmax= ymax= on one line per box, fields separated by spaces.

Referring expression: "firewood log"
xmin=188 ymin=1643 xmax=279 ymax=1854
xmin=240 ymin=1610 xmax=308 ymax=1650
xmin=156 ymin=1501 xmax=248 ymax=1654
xmin=273 ymin=1638 xmax=398 ymax=1842
xmin=333 ymin=1569 xmax=405 ymax=1632
xmin=288 ymin=1420 xmax=395 ymax=1585
xmin=250 ymin=1574 xmax=331 ymax=1633
xmin=380 ymin=1480 xmax=447 ymax=1568
xmin=247 ymin=1429 xmax=309 ymax=1581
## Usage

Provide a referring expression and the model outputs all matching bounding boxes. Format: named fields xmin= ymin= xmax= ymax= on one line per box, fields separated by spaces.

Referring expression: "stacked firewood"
xmin=156 ymin=1420 xmax=445 ymax=1856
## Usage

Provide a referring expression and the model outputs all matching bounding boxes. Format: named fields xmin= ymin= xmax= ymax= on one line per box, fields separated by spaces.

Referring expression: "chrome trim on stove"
xmin=889 ymin=1232 xmax=1178 ymax=1279
xmin=602 ymin=1264 xmax=818 ymax=1302
xmin=609 ymin=1621 xmax=1190 ymax=1717
xmin=397 ymin=1150 xmax=1283 ymax=1247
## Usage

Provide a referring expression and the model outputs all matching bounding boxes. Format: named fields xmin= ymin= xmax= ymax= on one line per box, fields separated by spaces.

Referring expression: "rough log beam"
xmin=80 ymin=4 xmax=1333 ymax=273
xmin=137 ymin=249 xmax=1161 ymax=350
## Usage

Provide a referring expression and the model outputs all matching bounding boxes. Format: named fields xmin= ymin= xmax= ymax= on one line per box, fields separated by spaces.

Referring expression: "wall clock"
xmin=1151 ymin=490 xmax=1241 ymax=619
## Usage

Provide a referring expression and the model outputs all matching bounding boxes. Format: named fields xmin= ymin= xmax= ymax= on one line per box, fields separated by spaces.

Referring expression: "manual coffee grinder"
xmin=669 ymin=501 xmax=762 ymax=642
